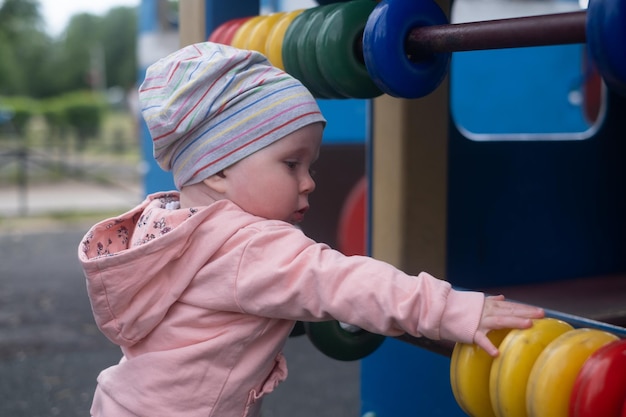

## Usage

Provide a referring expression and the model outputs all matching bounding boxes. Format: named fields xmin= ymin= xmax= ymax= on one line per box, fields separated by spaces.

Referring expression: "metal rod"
xmin=544 ymin=308 xmax=626 ymax=338
xmin=395 ymin=307 xmax=626 ymax=358
xmin=405 ymin=10 xmax=587 ymax=60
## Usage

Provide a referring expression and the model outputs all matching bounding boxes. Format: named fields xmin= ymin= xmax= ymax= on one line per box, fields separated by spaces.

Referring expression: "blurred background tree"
xmin=0 ymin=0 xmax=140 ymax=193
xmin=0 ymin=0 xmax=46 ymax=96
xmin=0 ymin=0 xmax=137 ymax=98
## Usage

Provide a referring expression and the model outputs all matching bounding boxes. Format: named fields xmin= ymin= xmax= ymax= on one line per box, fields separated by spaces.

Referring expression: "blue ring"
xmin=363 ymin=0 xmax=451 ymax=98
xmin=587 ymin=0 xmax=626 ymax=96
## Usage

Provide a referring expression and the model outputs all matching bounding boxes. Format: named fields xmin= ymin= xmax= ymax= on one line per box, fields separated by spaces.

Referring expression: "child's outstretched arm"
xmin=474 ymin=295 xmax=545 ymax=357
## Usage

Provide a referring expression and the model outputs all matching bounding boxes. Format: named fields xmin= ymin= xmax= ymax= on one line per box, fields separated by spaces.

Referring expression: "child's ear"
xmin=202 ymin=171 xmax=227 ymax=193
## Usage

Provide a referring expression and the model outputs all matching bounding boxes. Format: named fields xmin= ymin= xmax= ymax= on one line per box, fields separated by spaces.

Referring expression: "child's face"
xmin=220 ymin=122 xmax=324 ymax=224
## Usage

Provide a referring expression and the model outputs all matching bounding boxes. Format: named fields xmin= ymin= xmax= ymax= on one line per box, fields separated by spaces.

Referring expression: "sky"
xmin=40 ymin=0 xmax=140 ymax=36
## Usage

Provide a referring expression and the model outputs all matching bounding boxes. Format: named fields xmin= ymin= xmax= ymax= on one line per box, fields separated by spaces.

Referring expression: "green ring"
xmin=304 ymin=320 xmax=386 ymax=361
xmin=297 ymin=4 xmax=347 ymax=99
xmin=282 ymin=8 xmax=317 ymax=88
xmin=289 ymin=321 xmax=307 ymax=338
xmin=316 ymin=0 xmax=383 ymax=98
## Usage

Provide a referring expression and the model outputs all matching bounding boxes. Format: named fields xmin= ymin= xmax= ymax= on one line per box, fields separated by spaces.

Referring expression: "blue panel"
xmin=318 ymin=100 xmax=368 ymax=145
xmin=138 ymin=0 xmax=159 ymax=32
xmin=138 ymin=0 xmax=178 ymax=193
xmin=138 ymin=100 xmax=175 ymax=193
xmin=447 ymin=93 xmax=626 ymax=289
xmin=203 ymin=1 xmax=259 ymax=37
xmin=451 ymin=45 xmax=590 ymax=135
xmin=361 ymin=338 xmax=465 ymax=417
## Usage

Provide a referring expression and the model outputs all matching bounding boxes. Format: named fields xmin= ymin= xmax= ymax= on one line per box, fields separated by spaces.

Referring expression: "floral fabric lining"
xmin=80 ymin=193 xmax=197 ymax=259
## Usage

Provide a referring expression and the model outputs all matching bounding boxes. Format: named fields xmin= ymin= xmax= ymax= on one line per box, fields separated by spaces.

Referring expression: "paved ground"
xmin=0 ymin=181 xmax=361 ymax=417
xmin=0 ymin=180 xmax=144 ymax=219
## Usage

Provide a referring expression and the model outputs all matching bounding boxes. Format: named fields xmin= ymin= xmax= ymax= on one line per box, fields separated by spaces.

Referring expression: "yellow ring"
xmin=246 ymin=12 xmax=286 ymax=55
xmin=230 ymin=15 xmax=266 ymax=49
xmin=265 ymin=9 xmax=305 ymax=70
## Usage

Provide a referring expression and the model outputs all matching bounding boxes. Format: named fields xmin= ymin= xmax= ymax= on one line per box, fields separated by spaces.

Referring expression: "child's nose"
xmin=302 ymin=174 xmax=316 ymax=194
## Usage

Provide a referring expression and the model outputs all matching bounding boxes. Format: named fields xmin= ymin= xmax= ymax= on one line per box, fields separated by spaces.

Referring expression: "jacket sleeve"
xmin=233 ymin=223 xmax=484 ymax=344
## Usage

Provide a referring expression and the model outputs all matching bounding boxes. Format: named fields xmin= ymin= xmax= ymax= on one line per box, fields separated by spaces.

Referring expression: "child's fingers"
xmin=480 ymin=300 xmax=544 ymax=331
xmin=481 ymin=315 xmax=534 ymax=332
xmin=484 ymin=295 xmax=545 ymax=320
xmin=474 ymin=295 xmax=546 ymax=356
xmin=473 ymin=331 xmax=499 ymax=357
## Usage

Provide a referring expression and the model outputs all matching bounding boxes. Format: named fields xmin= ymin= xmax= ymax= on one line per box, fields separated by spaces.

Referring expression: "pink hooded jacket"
xmin=78 ymin=192 xmax=484 ymax=417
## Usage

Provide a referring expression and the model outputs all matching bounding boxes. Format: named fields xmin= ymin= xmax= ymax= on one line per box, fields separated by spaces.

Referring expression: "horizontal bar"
xmin=543 ymin=308 xmax=626 ymax=338
xmin=405 ymin=10 xmax=587 ymax=60
xmin=396 ymin=304 xmax=626 ymax=358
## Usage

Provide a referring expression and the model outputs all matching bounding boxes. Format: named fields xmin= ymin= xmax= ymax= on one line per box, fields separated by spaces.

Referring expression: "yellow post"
xmin=179 ymin=0 xmax=207 ymax=47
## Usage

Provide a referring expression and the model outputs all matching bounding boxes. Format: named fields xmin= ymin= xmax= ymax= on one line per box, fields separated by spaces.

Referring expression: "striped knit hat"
xmin=139 ymin=42 xmax=326 ymax=189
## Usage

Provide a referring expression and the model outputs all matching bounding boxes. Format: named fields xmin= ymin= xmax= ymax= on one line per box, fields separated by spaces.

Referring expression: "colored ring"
xmin=569 ymin=339 xmax=626 ymax=417
xmin=363 ymin=0 xmax=451 ymax=98
xmin=247 ymin=12 xmax=286 ymax=55
xmin=282 ymin=8 xmax=317 ymax=87
xmin=526 ymin=328 xmax=619 ymax=417
xmin=221 ymin=17 xmax=254 ymax=46
xmin=337 ymin=176 xmax=367 ymax=256
xmin=297 ymin=4 xmax=347 ymax=98
xmin=289 ymin=321 xmax=307 ymax=338
xmin=304 ymin=321 xmax=385 ymax=361
xmin=587 ymin=0 xmax=626 ymax=96
xmin=231 ymin=15 xmax=266 ymax=49
xmin=450 ymin=328 xmax=511 ymax=417
xmin=316 ymin=0 xmax=383 ymax=98
xmin=265 ymin=9 xmax=305 ymax=70
xmin=207 ymin=20 xmax=234 ymax=43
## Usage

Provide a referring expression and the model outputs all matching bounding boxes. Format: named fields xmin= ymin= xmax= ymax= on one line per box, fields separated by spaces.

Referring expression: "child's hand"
xmin=474 ymin=294 xmax=545 ymax=357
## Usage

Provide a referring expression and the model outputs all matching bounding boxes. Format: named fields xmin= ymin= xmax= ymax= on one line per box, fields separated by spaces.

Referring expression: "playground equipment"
xmin=141 ymin=0 xmax=626 ymax=415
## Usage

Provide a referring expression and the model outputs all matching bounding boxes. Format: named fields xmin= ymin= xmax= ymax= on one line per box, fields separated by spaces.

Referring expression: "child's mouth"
xmin=292 ymin=207 xmax=308 ymax=223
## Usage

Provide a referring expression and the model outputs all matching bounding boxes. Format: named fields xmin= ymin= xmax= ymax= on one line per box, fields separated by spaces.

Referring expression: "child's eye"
xmin=285 ymin=161 xmax=298 ymax=169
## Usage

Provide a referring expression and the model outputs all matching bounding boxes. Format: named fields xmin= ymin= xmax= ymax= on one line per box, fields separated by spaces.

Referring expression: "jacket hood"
xmin=77 ymin=192 xmax=257 ymax=347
